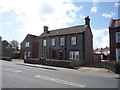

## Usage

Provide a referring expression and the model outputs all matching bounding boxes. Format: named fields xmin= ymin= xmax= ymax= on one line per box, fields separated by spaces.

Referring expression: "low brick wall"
xmin=2 ymin=57 xmax=12 ymax=61
xmin=24 ymin=58 xmax=83 ymax=68
xmin=24 ymin=58 xmax=40 ymax=64
xmin=43 ymin=59 xmax=83 ymax=68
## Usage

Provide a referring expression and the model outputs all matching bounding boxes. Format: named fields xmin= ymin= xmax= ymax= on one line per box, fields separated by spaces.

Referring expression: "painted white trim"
xmin=116 ymin=48 xmax=120 ymax=61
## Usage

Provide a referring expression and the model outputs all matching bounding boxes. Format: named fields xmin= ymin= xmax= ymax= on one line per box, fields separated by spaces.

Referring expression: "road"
xmin=0 ymin=60 xmax=119 ymax=88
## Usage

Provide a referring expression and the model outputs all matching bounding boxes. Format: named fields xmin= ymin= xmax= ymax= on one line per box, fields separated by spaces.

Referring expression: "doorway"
xmin=59 ymin=51 xmax=63 ymax=60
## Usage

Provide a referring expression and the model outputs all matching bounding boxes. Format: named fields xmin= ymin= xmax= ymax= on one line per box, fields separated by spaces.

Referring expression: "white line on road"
xmin=35 ymin=75 xmax=86 ymax=88
xmin=3 ymin=68 xmax=22 ymax=73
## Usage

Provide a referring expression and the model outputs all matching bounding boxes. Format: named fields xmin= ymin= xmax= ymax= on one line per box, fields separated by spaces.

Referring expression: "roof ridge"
xmin=28 ymin=34 xmax=38 ymax=37
xmin=49 ymin=25 xmax=86 ymax=32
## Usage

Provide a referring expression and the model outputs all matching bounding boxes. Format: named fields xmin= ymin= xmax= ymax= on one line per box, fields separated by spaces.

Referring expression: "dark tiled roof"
xmin=40 ymin=25 xmax=88 ymax=37
xmin=21 ymin=34 xmax=38 ymax=44
xmin=109 ymin=19 xmax=120 ymax=28
xmin=27 ymin=34 xmax=38 ymax=37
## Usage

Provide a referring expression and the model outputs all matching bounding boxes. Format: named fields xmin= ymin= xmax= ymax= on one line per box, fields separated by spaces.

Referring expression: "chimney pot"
xmin=85 ymin=16 xmax=90 ymax=28
xmin=44 ymin=26 xmax=48 ymax=33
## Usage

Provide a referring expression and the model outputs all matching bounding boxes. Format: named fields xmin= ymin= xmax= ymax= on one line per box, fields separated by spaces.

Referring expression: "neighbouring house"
xmin=109 ymin=19 xmax=120 ymax=62
xmin=20 ymin=34 xmax=39 ymax=59
xmin=2 ymin=40 xmax=13 ymax=58
xmin=38 ymin=16 xmax=93 ymax=65
xmin=0 ymin=37 xmax=2 ymax=59
xmin=94 ymin=47 xmax=110 ymax=55
xmin=94 ymin=47 xmax=110 ymax=60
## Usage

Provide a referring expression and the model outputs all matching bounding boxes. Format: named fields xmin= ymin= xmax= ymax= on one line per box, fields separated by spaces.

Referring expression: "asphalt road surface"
xmin=0 ymin=60 xmax=119 ymax=88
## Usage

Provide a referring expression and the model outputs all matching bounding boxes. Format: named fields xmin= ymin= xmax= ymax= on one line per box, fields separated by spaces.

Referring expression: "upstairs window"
xmin=51 ymin=39 xmax=55 ymax=46
xmin=116 ymin=32 xmax=120 ymax=43
xmin=25 ymin=42 xmax=30 ymax=47
xmin=60 ymin=38 xmax=65 ymax=46
xmin=71 ymin=37 xmax=76 ymax=45
xmin=43 ymin=40 xmax=47 ymax=46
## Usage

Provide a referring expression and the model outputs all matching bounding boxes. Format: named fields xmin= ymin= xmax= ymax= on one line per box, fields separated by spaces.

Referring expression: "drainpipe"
xmin=65 ymin=35 xmax=67 ymax=60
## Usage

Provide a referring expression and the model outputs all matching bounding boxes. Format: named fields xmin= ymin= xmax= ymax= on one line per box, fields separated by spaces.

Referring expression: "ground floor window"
xmin=51 ymin=50 xmax=56 ymax=59
xmin=28 ymin=51 xmax=31 ymax=57
xmin=69 ymin=51 xmax=79 ymax=60
xmin=24 ymin=51 xmax=27 ymax=59
xmin=43 ymin=51 xmax=47 ymax=59
xmin=116 ymin=49 xmax=120 ymax=61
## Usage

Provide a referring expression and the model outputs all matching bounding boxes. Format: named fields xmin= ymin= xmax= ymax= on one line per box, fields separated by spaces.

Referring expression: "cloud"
xmin=92 ymin=28 xmax=109 ymax=49
xmin=3 ymin=22 xmax=13 ymax=26
xmin=114 ymin=2 xmax=120 ymax=7
xmin=90 ymin=6 xmax=97 ymax=13
xmin=79 ymin=15 xmax=86 ymax=19
xmin=102 ymin=12 xmax=116 ymax=18
xmin=0 ymin=0 xmax=83 ymax=36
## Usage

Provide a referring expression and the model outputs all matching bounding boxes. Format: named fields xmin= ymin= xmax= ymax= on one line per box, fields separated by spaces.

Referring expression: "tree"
xmin=9 ymin=40 xmax=19 ymax=50
xmin=9 ymin=40 xmax=19 ymax=54
xmin=9 ymin=40 xmax=20 ymax=59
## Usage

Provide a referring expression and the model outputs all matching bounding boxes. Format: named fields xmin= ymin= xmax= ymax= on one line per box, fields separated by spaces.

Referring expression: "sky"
xmin=0 ymin=0 xmax=119 ymax=49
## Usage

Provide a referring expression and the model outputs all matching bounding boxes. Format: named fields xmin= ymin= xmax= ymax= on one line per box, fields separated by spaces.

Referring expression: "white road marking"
xmin=3 ymin=68 xmax=22 ymax=73
xmin=35 ymin=75 xmax=86 ymax=88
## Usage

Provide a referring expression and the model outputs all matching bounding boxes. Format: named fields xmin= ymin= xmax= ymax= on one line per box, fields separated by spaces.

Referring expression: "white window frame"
xmin=116 ymin=48 xmax=120 ymax=62
xmin=51 ymin=39 xmax=55 ymax=46
xmin=116 ymin=32 xmax=120 ymax=43
xmin=28 ymin=51 xmax=31 ymax=57
xmin=43 ymin=40 xmax=47 ymax=47
xmin=71 ymin=37 xmax=76 ymax=45
xmin=69 ymin=51 xmax=79 ymax=60
xmin=24 ymin=51 xmax=27 ymax=59
xmin=25 ymin=42 xmax=30 ymax=47
xmin=60 ymin=38 xmax=65 ymax=46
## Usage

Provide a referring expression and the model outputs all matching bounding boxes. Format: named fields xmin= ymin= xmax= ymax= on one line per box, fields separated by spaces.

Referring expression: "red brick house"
xmin=109 ymin=19 xmax=120 ymax=62
xmin=38 ymin=16 xmax=93 ymax=65
xmin=20 ymin=34 xmax=39 ymax=59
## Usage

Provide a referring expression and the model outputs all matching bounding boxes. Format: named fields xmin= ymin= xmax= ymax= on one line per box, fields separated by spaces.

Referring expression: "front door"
xmin=116 ymin=49 xmax=120 ymax=62
xmin=59 ymin=51 xmax=63 ymax=60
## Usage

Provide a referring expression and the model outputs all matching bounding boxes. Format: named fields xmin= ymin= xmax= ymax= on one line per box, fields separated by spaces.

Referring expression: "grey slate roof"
xmin=40 ymin=25 xmax=88 ymax=37
xmin=21 ymin=34 xmax=38 ymax=44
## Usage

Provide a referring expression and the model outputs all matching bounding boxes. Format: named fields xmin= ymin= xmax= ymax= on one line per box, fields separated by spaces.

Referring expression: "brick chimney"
xmin=85 ymin=16 xmax=90 ymax=28
xmin=44 ymin=26 xmax=48 ymax=33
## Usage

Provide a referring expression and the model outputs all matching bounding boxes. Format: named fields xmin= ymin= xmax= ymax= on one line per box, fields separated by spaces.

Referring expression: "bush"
xmin=104 ymin=61 xmax=120 ymax=74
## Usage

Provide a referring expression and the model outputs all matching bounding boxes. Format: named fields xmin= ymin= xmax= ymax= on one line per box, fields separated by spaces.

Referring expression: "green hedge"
xmin=104 ymin=61 xmax=120 ymax=74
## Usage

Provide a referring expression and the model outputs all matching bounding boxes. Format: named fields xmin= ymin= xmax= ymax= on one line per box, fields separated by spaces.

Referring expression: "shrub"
xmin=104 ymin=61 xmax=120 ymax=74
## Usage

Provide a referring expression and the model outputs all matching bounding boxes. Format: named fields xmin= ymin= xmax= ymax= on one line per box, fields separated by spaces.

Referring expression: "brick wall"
xmin=109 ymin=27 xmax=120 ymax=60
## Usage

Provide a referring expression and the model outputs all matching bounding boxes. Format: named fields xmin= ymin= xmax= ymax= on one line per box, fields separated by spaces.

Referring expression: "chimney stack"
xmin=44 ymin=26 xmax=48 ymax=33
xmin=85 ymin=16 xmax=90 ymax=28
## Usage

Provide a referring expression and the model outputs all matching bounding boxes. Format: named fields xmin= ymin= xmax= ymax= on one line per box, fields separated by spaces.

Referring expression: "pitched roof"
xmin=109 ymin=19 xmax=120 ymax=28
xmin=21 ymin=34 xmax=38 ymax=44
xmin=40 ymin=25 xmax=88 ymax=37
xmin=27 ymin=34 xmax=38 ymax=37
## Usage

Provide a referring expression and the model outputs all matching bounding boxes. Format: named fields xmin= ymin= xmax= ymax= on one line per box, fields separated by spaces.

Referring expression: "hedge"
xmin=104 ymin=61 xmax=120 ymax=74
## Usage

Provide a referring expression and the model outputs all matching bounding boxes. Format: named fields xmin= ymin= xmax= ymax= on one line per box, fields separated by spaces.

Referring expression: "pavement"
xmin=12 ymin=59 xmax=116 ymax=74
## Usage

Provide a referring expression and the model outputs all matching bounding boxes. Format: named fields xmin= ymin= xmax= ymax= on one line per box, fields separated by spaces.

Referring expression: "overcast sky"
xmin=0 ymin=0 xmax=119 ymax=49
